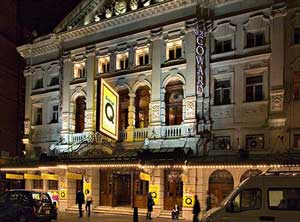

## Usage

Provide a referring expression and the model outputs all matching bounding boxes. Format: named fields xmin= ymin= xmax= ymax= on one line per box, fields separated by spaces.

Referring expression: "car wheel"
xmin=18 ymin=215 xmax=27 ymax=222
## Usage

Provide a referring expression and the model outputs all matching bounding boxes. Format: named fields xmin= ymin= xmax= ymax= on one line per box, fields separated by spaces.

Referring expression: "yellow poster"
xmin=100 ymin=79 xmax=119 ymax=140
xmin=6 ymin=173 xmax=23 ymax=180
xmin=59 ymin=189 xmax=67 ymax=200
xmin=41 ymin=173 xmax=58 ymax=180
xmin=149 ymin=184 xmax=160 ymax=205
xmin=83 ymin=177 xmax=91 ymax=196
xmin=140 ymin=172 xmax=150 ymax=181
xmin=66 ymin=172 xmax=82 ymax=180
xmin=183 ymin=185 xmax=195 ymax=207
xmin=24 ymin=174 xmax=41 ymax=180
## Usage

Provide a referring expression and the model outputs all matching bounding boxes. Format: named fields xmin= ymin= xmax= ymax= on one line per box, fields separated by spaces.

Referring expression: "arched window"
xmin=75 ymin=96 xmax=86 ymax=133
xmin=209 ymin=170 xmax=234 ymax=208
xmin=240 ymin=169 xmax=262 ymax=183
xmin=118 ymin=89 xmax=129 ymax=130
xmin=135 ymin=86 xmax=150 ymax=128
xmin=165 ymin=80 xmax=183 ymax=126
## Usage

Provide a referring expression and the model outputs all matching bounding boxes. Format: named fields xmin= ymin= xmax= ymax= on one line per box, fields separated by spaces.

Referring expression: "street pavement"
xmin=56 ymin=211 xmax=188 ymax=222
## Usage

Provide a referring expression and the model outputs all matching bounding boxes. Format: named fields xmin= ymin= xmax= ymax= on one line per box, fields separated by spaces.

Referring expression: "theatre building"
xmin=2 ymin=0 xmax=300 ymax=219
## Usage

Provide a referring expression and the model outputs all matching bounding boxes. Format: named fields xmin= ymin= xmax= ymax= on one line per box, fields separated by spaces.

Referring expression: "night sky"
xmin=17 ymin=0 xmax=81 ymax=44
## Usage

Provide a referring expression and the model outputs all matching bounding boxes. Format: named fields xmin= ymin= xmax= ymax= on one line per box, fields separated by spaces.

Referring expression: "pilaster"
xmin=126 ymin=93 xmax=136 ymax=142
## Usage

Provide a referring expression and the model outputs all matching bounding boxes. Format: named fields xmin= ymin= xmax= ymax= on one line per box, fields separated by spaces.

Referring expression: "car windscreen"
xmin=32 ymin=192 xmax=52 ymax=203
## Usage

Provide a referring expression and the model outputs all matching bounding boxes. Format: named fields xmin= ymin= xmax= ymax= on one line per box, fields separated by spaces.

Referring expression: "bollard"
xmin=133 ymin=207 xmax=138 ymax=222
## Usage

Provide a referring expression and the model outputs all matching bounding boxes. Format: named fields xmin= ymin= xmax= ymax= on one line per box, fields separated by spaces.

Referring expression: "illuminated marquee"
xmin=100 ymin=79 xmax=119 ymax=140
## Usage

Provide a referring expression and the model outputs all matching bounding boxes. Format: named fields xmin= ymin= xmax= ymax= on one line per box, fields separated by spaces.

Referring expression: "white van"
xmin=202 ymin=171 xmax=300 ymax=222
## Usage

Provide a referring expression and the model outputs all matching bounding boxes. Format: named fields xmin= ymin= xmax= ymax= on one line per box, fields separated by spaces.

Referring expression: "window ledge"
xmin=243 ymin=44 xmax=270 ymax=54
xmin=290 ymin=43 xmax=300 ymax=48
xmin=161 ymin=58 xmax=186 ymax=67
xmin=211 ymin=51 xmax=235 ymax=60
xmin=70 ymin=77 xmax=87 ymax=85
xmin=242 ymin=100 xmax=268 ymax=106
xmin=211 ymin=103 xmax=234 ymax=108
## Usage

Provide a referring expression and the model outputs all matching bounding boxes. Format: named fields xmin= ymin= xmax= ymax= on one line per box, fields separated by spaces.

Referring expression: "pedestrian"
xmin=192 ymin=195 xmax=201 ymax=222
xmin=206 ymin=191 xmax=212 ymax=211
xmin=85 ymin=190 xmax=93 ymax=217
xmin=76 ymin=189 xmax=85 ymax=218
xmin=146 ymin=192 xmax=155 ymax=220
xmin=172 ymin=203 xmax=180 ymax=221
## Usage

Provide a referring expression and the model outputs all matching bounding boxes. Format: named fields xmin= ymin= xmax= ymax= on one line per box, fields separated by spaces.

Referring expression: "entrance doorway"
xmin=164 ymin=169 xmax=183 ymax=210
xmin=113 ymin=174 xmax=131 ymax=206
xmin=209 ymin=170 xmax=234 ymax=208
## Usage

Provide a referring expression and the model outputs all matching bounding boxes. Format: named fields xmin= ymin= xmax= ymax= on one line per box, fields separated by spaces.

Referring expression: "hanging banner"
xmin=59 ymin=189 xmax=67 ymax=200
xmin=66 ymin=172 xmax=82 ymax=180
xmin=83 ymin=177 xmax=91 ymax=196
xmin=24 ymin=174 xmax=42 ymax=180
xmin=6 ymin=173 xmax=23 ymax=180
xmin=183 ymin=185 xmax=195 ymax=207
xmin=41 ymin=173 xmax=58 ymax=180
xmin=149 ymin=184 xmax=160 ymax=205
xmin=100 ymin=79 xmax=119 ymax=140
xmin=140 ymin=172 xmax=150 ymax=181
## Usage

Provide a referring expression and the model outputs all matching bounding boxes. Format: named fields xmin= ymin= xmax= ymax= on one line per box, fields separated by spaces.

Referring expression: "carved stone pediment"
xmin=244 ymin=14 xmax=269 ymax=32
xmin=212 ymin=22 xmax=236 ymax=39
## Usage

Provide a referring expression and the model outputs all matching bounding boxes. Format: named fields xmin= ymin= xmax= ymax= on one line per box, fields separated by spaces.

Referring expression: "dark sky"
xmin=17 ymin=0 xmax=81 ymax=44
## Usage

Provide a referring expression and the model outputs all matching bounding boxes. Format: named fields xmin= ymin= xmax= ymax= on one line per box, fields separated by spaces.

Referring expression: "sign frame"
xmin=100 ymin=79 xmax=119 ymax=140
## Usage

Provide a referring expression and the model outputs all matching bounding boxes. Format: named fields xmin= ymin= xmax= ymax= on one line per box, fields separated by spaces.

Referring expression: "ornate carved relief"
xmin=242 ymin=104 xmax=266 ymax=116
xmin=24 ymin=120 xmax=31 ymax=135
xmin=244 ymin=14 xmax=269 ymax=32
xmin=85 ymin=110 xmax=94 ymax=129
xmin=211 ymin=107 xmax=233 ymax=119
xmin=212 ymin=22 xmax=236 ymax=39
xmin=62 ymin=113 xmax=69 ymax=130
xmin=270 ymin=90 xmax=284 ymax=112
xmin=151 ymin=102 xmax=160 ymax=122
xmin=185 ymin=97 xmax=196 ymax=119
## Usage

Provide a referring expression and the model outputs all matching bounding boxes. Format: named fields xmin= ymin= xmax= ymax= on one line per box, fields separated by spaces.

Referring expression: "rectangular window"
xmin=116 ymin=52 xmax=129 ymax=70
xmin=246 ymin=134 xmax=264 ymax=149
xmin=98 ymin=56 xmax=110 ymax=74
xmin=34 ymin=78 xmax=43 ymax=89
xmin=231 ymin=189 xmax=262 ymax=212
xmin=214 ymin=136 xmax=231 ymax=150
xmin=268 ymin=188 xmax=300 ymax=210
xmin=33 ymin=180 xmax=43 ymax=189
xmin=166 ymin=40 xmax=182 ymax=61
xmin=48 ymin=180 xmax=58 ymax=190
xmin=293 ymin=134 xmax=300 ymax=149
xmin=136 ymin=47 xmax=149 ymax=66
xmin=294 ymin=73 xmax=300 ymax=101
xmin=35 ymin=107 xmax=43 ymax=125
xmin=215 ymin=39 xmax=232 ymax=53
xmin=49 ymin=76 xmax=59 ymax=86
xmin=247 ymin=32 xmax=265 ymax=48
xmin=294 ymin=28 xmax=300 ymax=45
xmin=50 ymin=105 xmax=58 ymax=123
xmin=246 ymin=75 xmax=263 ymax=102
xmin=214 ymin=79 xmax=231 ymax=105
xmin=74 ymin=62 xmax=86 ymax=79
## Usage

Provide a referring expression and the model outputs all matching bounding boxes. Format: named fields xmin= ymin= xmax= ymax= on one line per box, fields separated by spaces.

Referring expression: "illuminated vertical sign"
xmin=100 ymin=79 xmax=119 ymax=140
xmin=194 ymin=26 xmax=206 ymax=96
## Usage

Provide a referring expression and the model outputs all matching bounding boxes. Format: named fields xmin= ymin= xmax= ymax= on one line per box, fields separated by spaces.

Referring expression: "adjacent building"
xmin=3 ymin=0 xmax=300 ymax=219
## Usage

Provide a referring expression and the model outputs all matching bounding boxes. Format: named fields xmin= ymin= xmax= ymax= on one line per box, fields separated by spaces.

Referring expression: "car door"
xmin=222 ymin=188 xmax=262 ymax=222
xmin=0 ymin=192 xmax=12 ymax=220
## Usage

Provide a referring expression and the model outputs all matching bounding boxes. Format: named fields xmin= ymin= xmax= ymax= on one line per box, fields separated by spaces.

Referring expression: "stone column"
xmin=90 ymin=169 xmax=100 ymax=208
xmin=85 ymin=50 xmax=96 ymax=132
xmin=61 ymin=54 xmax=73 ymax=144
xmin=58 ymin=175 xmax=68 ymax=211
xmin=126 ymin=93 xmax=136 ymax=142
xmin=182 ymin=168 xmax=197 ymax=221
xmin=150 ymin=28 xmax=163 ymax=138
xmin=24 ymin=71 xmax=33 ymax=157
xmin=268 ymin=4 xmax=287 ymax=151
xmin=151 ymin=168 xmax=164 ymax=218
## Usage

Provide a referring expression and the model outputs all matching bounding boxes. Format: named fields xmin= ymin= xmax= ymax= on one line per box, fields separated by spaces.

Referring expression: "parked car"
xmin=0 ymin=190 xmax=57 ymax=222
xmin=202 ymin=171 xmax=300 ymax=222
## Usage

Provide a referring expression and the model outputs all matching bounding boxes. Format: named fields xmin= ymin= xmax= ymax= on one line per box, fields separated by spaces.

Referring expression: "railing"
xmin=134 ymin=128 xmax=149 ymax=141
xmin=161 ymin=125 xmax=185 ymax=138
xmin=119 ymin=130 xmax=127 ymax=141
xmin=72 ymin=133 xmax=87 ymax=143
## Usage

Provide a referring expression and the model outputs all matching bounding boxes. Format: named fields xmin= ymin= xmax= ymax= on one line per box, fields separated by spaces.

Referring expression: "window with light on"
xmin=98 ymin=56 xmax=110 ymax=74
xmin=73 ymin=62 xmax=86 ymax=78
xmin=135 ymin=47 xmax=149 ymax=66
xmin=166 ymin=40 xmax=182 ymax=61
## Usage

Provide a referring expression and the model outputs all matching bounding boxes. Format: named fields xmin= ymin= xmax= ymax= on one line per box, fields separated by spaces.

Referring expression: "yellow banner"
xmin=140 ymin=172 xmax=150 ymax=181
xmin=149 ymin=184 xmax=160 ymax=205
xmin=66 ymin=172 xmax=82 ymax=180
xmin=59 ymin=189 xmax=67 ymax=200
xmin=83 ymin=177 xmax=91 ymax=196
xmin=6 ymin=173 xmax=23 ymax=180
xmin=41 ymin=173 xmax=58 ymax=180
xmin=24 ymin=174 xmax=42 ymax=180
xmin=100 ymin=79 xmax=119 ymax=140
xmin=183 ymin=185 xmax=195 ymax=207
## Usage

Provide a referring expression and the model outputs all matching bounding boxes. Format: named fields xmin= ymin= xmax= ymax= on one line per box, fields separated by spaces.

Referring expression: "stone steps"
xmin=158 ymin=210 xmax=184 ymax=220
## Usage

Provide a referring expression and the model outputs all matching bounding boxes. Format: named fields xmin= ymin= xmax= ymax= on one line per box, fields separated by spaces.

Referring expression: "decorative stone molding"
xmin=24 ymin=120 xmax=31 ymax=135
xmin=290 ymin=57 xmax=300 ymax=71
xmin=150 ymin=28 xmax=163 ymax=41
xmin=211 ymin=106 xmax=233 ymax=119
xmin=270 ymin=90 xmax=284 ymax=112
xmin=212 ymin=22 xmax=236 ymax=39
xmin=185 ymin=97 xmax=196 ymax=119
xmin=244 ymin=14 xmax=270 ymax=32
xmin=85 ymin=109 xmax=94 ymax=129
xmin=271 ymin=2 xmax=287 ymax=18
xmin=62 ymin=113 xmax=69 ymax=130
xmin=150 ymin=101 xmax=160 ymax=122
